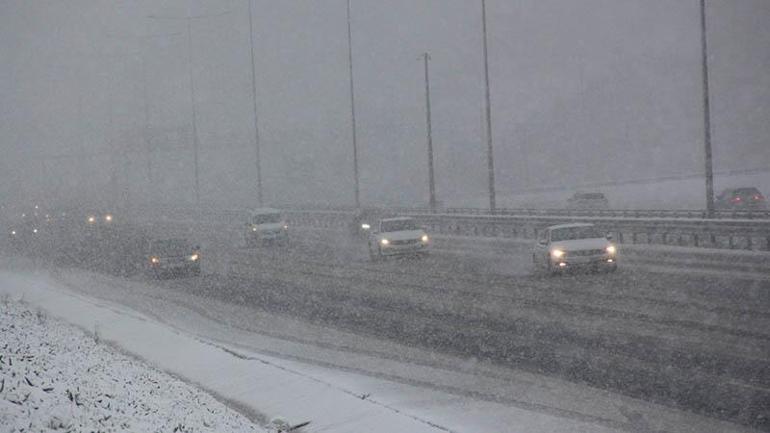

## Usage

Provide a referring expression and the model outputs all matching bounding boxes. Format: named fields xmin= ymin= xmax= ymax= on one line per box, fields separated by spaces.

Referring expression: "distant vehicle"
xmin=245 ymin=208 xmax=289 ymax=247
xmin=533 ymin=223 xmax=617 ymax=274
xmin=567 ymin=192 xmax=609 ymax=210
xmin=146 ymin=238 xmax=201 ymax=278
xmin=349 ymin=208 xmax=387 ymax=238
xmin=84 ymin=211 xmax=115 ymax=225
xmin=715 ymin=187 xmax=766 ymax=210
xmin=368 ymin=217 xmax=429 ymax=260
xmin=6 ymin=212 xmax=45 ymax=251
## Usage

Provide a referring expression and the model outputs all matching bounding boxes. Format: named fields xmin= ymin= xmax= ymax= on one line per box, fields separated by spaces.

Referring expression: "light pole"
xmin=147 ymin=8 xmax=230 ymax=208
xmin=421 ymin=52 xmax=437 ymax=212
xmin=699 ymin=0 xmax=715 ymax=216
xmin=346 ymin=0 xmax=361 ymax=208
xmin=481 ymin=0 xmax=497 ymax=213
xmin=247 ymin=0 xmax=264 ymax=207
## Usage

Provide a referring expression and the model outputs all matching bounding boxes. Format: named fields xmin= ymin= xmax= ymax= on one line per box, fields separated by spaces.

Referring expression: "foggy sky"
xmin=1 ymin=0 xmax=769 ymax=209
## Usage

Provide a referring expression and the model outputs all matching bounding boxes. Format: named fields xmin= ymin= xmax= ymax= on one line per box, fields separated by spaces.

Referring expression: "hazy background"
xmin=1 ymin=0 xmax=769 ymax=210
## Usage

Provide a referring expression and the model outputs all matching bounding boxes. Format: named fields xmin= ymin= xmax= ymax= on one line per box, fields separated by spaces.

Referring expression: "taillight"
xmin=731 ymin=197 xmax=742 ymax=203
xmin=754 ymin=195 xmax=764 ymax=201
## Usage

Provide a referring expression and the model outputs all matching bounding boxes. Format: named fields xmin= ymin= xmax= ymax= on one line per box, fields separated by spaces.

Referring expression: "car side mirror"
xmin=606 ymin=234 xmax=613 ymax=241
xmin=194 ymin=245 xmax=201 ymax=251
xmin=538 ymin=239 xmax=547 ymax=246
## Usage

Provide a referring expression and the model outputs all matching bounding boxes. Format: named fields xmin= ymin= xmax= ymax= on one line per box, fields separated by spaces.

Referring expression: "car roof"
xmin=725 ymin=187 xmax=761 ymax=194
xmin=547 ymin=223 xmax=595 ymax=230
xmin=249 ymin=207 xmax=281 ymax=215
xmin=381 ymin=216 xmax=414 ymax=222
xmin=151 ymin=238 xmax=189 ymax=244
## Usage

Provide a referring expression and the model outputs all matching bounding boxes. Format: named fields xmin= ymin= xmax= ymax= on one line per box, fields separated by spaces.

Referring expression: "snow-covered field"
xmin=0 ymin=296 xmax=265 ymax=433
xmin=455 ymin=171 xmax=770 ymax=209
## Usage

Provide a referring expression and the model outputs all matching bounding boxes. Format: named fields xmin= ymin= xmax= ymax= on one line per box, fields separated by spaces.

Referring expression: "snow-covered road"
xmin=0 ymin=263 xmax=763 ymax=433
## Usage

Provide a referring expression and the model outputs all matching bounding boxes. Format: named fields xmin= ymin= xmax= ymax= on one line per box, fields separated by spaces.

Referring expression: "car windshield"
xmin=733 ymin=188 xmax=761 ymax=196
xmin=576 ymin=193 xmax=605 ymax=200
xmin=551 ymin=226 xmax=604 ymax=241
xmin=380 ymin=219 xmax=418 ymax=232
xmin=252 ymin=213 xmax=282 ymax=224
xmin=150 ymin=239 xmax=191 ymax=255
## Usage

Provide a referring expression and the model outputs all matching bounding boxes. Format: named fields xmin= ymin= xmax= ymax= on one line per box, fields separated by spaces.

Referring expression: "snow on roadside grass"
xmin=0 ymin=296 xmax=265 ymax=433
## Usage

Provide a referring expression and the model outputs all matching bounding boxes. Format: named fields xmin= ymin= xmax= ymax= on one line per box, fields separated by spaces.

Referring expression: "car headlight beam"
xmin=380 ymin=238 xmax=390 ymax=246
xmin=421 ymin=235 xmax=429 ymax=243
xmin=550 ymin=249 xmax=565 ymax=259
xmin=606 ymin=245 xmax=616 ymax=255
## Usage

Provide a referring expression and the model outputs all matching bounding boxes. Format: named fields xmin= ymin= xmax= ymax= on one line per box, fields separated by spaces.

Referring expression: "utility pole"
xmin=102 ymin=31 xmax=182 ymax=205
xmin=247 ymin=0 xmax=264 ymax=206
xmin=699 ymin=0 xmax=715 ymax=216
xmin=146 ymin=8 xmax=230 ymax=209
xmin=481 ymin=0 xmax=497 ymax=213
xmin=422 ymin=53 xmax=437 ymax=212
xmin=346 ymin=0 xmax=361 ymax=208
xmin=184 ymin=14 xmax=201 ymax=208
xmin=141 ymin=52 xmax=153 ymax=191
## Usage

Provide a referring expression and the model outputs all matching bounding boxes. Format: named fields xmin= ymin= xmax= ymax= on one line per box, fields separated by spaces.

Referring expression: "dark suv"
xmin=146 ymin=238 xmax=201 ymax=278
xmin=715 ymin=187 xmax=766 ymax=210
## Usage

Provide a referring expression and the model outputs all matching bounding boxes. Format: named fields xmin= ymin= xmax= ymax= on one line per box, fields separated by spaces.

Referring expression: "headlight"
xmin=551 ymin=249 xmax=565 ymax=258
xmin=32 ymin=228 xmax=38 ymax=234
xmin=421 ymin=235 xmax=429 ymax=243
xmin=361 ymin=223 xmax=371 ymax=230
xmin=252 ymin=226 xmax=258 ymax=232
xmin=380 ymin=238 xmax=390 ymax=246
xmin=283 ymin=224 xmax=289 ymax=230
xmin=104 ymin=214 xmax=113 ymax=222
xmin=11 ymin=230 xmax=16 ymax=236
xmin=606 ymin=245 xmax=616 ymax=255
xmin=189 ymin=253 xmax=199 ymax=261
xmin=87 ymin=216 xmax=96 ymax=224
xmin=150 ymin=256 xmax=160 ymax=264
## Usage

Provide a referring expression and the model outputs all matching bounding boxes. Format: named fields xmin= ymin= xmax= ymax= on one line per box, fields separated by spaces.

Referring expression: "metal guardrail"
xmin=376 ymin=206 xmax=770 ymax=220
xmin=128 ymin=205 xmax=770 ymax=252
xmin=282 ymin=208 xmax=770 ymax=252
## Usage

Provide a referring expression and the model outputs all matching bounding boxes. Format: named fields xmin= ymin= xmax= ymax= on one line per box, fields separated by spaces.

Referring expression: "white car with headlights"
xmin=368 ymin=217 xmax=430 ymax=260
xmin=245 ymin=208 xmax=289 ymax=247
xmin=533 ymin=223 xmax=617 ymax=274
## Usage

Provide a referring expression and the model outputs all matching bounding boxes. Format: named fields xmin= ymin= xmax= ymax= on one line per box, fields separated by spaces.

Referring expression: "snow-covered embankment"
xmin=0 ymin=294 xmax=265 ymax=433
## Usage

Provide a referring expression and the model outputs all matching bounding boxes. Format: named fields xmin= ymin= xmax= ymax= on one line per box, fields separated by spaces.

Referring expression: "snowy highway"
xmin=22 ymin=221 xmax=767 ymax=430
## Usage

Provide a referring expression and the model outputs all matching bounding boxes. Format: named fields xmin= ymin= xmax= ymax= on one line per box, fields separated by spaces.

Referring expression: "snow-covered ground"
xmin=0 ymin=296 xmax=265 ymax=433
